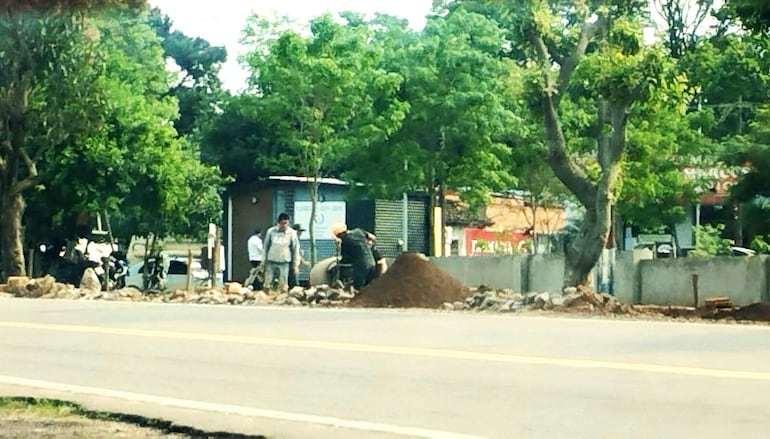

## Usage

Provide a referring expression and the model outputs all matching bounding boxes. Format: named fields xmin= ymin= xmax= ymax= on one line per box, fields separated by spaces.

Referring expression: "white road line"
xmin=2 ymin=320 xmax=770 ymax=381
xmin=0 ymin=375 xmax=483 ymax=439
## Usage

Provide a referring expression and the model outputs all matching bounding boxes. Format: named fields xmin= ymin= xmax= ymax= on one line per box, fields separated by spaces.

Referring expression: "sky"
xmin=148 ymin=0 xmax=434 ymax=92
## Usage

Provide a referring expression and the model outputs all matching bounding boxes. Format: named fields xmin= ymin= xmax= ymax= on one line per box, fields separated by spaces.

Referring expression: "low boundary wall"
xmin=432 ymin=253 xmax=770 ymax=306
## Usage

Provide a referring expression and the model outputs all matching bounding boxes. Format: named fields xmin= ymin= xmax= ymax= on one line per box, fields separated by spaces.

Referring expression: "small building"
xmin=622 ymin=163 xmax=752 ymax=252
xmin=223 ymin=176 xmax=431 ymax=283
xmin=443 ymin=192 xmax=567 ymax=256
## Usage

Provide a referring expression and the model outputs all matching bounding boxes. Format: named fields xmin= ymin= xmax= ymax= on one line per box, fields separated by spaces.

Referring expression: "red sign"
xmin=465 ymin=229 xmax=530 ymax=255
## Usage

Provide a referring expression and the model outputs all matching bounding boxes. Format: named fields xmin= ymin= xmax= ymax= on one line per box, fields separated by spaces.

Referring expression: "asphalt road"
xmin=1 ymin=298 xmax=770 ymax=438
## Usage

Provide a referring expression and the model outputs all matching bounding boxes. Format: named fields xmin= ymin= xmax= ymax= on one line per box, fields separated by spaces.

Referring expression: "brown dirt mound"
xmin=710 ymin=302 xmax=770 ymax=322
xmin=355 ymin=253 xmax=470 ymax=308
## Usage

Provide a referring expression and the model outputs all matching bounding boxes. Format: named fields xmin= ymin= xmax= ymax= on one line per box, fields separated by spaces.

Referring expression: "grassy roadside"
xmin=0 ymin=397 xmax=265 ymax=438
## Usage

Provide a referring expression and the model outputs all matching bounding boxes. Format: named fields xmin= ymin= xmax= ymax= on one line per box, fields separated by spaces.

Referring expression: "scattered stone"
xmin=288 ymin=286 xmax=305 ymax=300
xmin=225 ymin=282 xmax=243 ymax=294
xmin=523 ymin=292 xmax=539 ymax=305
xmin=286 ymin=297 xmax=303 ymax=306
xmin=10 ymin=271 xmax=767 ymax=324
xmin=562 ymin=292 xmax=583 ymax=307
xmin=534 ymin=292 xmax=552 ymax=310
xmin=499 ymin=300 xmax=517 ymax=313
xmin=480 ymin=295 xmax=506 ymax=310
xmin=7 ymin=276 xmax=29 ymax=289
xmin=79 ymin=268 xmax=101 ymax=292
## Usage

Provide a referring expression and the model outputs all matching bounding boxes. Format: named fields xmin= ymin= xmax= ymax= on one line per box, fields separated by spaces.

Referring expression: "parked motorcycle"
xmin=100 ymin=251 xmax=128 ymax=290
xmin=140 ymin=254 xmax=166 ymax=292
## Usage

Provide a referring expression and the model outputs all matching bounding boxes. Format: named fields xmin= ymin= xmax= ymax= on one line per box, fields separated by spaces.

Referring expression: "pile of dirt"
xmin=355 ymin=253 xmax=470 ymax=308
xmin=709 ymin=302 xmax=770 ymax=322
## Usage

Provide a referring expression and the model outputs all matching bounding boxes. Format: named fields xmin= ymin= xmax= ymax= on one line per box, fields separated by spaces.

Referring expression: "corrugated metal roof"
xmin=268 ymin=176 xmax=348 ymax=186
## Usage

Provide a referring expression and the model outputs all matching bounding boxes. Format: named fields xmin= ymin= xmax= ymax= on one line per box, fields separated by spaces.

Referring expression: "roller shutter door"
xmin=374 ymin=199 xmax=428 ymax=258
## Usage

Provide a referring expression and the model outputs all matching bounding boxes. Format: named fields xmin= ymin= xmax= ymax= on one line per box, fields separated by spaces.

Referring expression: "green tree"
xmin=147 ymin=7 xmax=228 ymax=140
xmin=84 ymin=7 xmax=224 ymax=241
xmin=5 ymin=4 xmax=224 ymax=281
xmin=616 ymin=89 xmax=710 ymax=249
xmin=723 ymin=107 xmax=770 ymax=236
xmin=653 ymin=0 xmax=717 ymax=58
xmin=681 ymin=34 xmax=770 ymax=140
xmin=679 ymin=26 xmax=770 ymax=244
xmin=241 ymin=13 xmax=407 ymax=264
xmin=200 ymin=94 xmax=298 ymax=183
xmin=344 ymin=9 xmax=519 ymax=256
xmin=0 ymin=0 xmax=145 ymax=279
xmin=721 ymin=0 xmax=770 ymax=32
xmin=692 ymin=223 xmax=734 ymax=256
xmin=445 ymin=0 xmax=676 ymax=287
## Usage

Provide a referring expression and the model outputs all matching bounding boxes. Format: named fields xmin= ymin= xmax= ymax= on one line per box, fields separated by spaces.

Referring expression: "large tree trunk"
xmin=308 ymin=177 xmax=318 ymax=266
xmin=1 ymin=103 xmax=32 ymax=280
xmin=528 ymin=13 xmax=631 ymax=289
xmin=542 ymin=95 xmax=628 ymax=289
xmin=564 ymin=186 xmax=614 ymax=287
xmin=0 ymin=192 xmax=26 ymax=278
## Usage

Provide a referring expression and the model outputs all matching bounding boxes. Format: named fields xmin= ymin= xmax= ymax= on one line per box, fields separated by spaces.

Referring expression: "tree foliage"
xmin=201 ymin=94 xmax=298 ymax=183
xmin=721 ymin=0 xmax=770 ymax=32
xmin=240 ymin=13 xmax=407 ymax=263
xmin=345 ymin=9 xmax=519 ymax=211
xmin=653 ymin=0 xmax=717 ymax=58
xmin=0 ymin=2 xmax=224 ymax=279
xmin=0 ymin=3 xmax=119 ymax=277
xmin=147 ymin=7 xmax=227 ymax=139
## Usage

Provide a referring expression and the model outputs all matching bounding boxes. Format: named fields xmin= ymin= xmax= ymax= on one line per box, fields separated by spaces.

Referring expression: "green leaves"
xmin=242 ymin=13 xmax=407 ymax=182
xmin=343 ymin=8 xmax=520 ymax=205
xmin=721 ymin=0 xmax=770 ymax=32
xmin=16 ymin=6 xmax=224 ymax=243
xmin=692 ymin=224 xmax=735 ymax=256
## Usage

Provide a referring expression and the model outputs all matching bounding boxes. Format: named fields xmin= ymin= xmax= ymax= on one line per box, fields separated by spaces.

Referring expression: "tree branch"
xmin=608 ymin=100 xmax=631 ymax=165
xmin=557 ymin=18 xmax=606 ymax=99
xmin=531 ymin=16 xmax=606 ymax=105
xmin=9 ymin=146 xmax=39 ymax=196
xmin=541 ymin=94 xmax=597 ymax=208
xmin=543 ymin=37 xmax=563 ymax=65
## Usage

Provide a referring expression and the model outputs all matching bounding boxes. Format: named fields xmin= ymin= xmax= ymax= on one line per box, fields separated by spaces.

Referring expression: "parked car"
xmin=126 ymin=254 xmax=222 ymax=291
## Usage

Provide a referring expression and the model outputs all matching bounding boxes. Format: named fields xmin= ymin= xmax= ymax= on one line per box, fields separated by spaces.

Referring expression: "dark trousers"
xmin=245 ymin=261 xmax=262 ymax=290
xmin=288 ymin=267 xmax=298 ymax=289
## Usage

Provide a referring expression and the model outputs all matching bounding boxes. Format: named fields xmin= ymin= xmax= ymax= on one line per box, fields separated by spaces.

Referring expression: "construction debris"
xmin=3 ymin=268 xmax=770 ymax=323
xmin=704 ymin=296 xmax=733 ymax=309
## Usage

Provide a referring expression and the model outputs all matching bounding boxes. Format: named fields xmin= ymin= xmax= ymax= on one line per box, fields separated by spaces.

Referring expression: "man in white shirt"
xmin=244 ymin=228 xmax=264 ymax=289
xmin=263 ymin=213 xmax=300 ymax=293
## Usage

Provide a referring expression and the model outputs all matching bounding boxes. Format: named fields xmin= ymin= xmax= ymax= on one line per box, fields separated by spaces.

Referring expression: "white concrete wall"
xmin=431 ymin=256 xmax=525 ymax=290
xmin=639 ymin=256 xmax=769 ymax=307
xmin=433 ymin=253 xmax=770 ymax=306
xmin=613 ymin=249 xmax=653 ymax=304
xmin=527 ymin=254 xmax=565 ymax=293
xmin=614 ymin=251 xmax=636 ymax=304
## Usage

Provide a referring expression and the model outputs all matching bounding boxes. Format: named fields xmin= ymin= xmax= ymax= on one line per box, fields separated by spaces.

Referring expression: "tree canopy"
xmin=0 ymin=2 xmax=224 ymax=279
xmin=6 ymin=0 xmax=770 ymax=286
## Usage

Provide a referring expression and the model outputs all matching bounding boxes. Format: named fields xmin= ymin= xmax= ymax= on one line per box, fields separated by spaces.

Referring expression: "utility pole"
xmin=402 ymin=159 xmax=409 ymax=253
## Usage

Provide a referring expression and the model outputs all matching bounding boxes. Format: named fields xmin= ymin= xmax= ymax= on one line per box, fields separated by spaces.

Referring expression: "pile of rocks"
xmin=166 ymin=282 xmax=357 ymax=307
xmin=1 ymin=272 xmax=628 ymax=315
xmin=443 ymin=285 xmax=633 ymax=315
xmin=0 ymin=274 xmax=356 ymax=308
